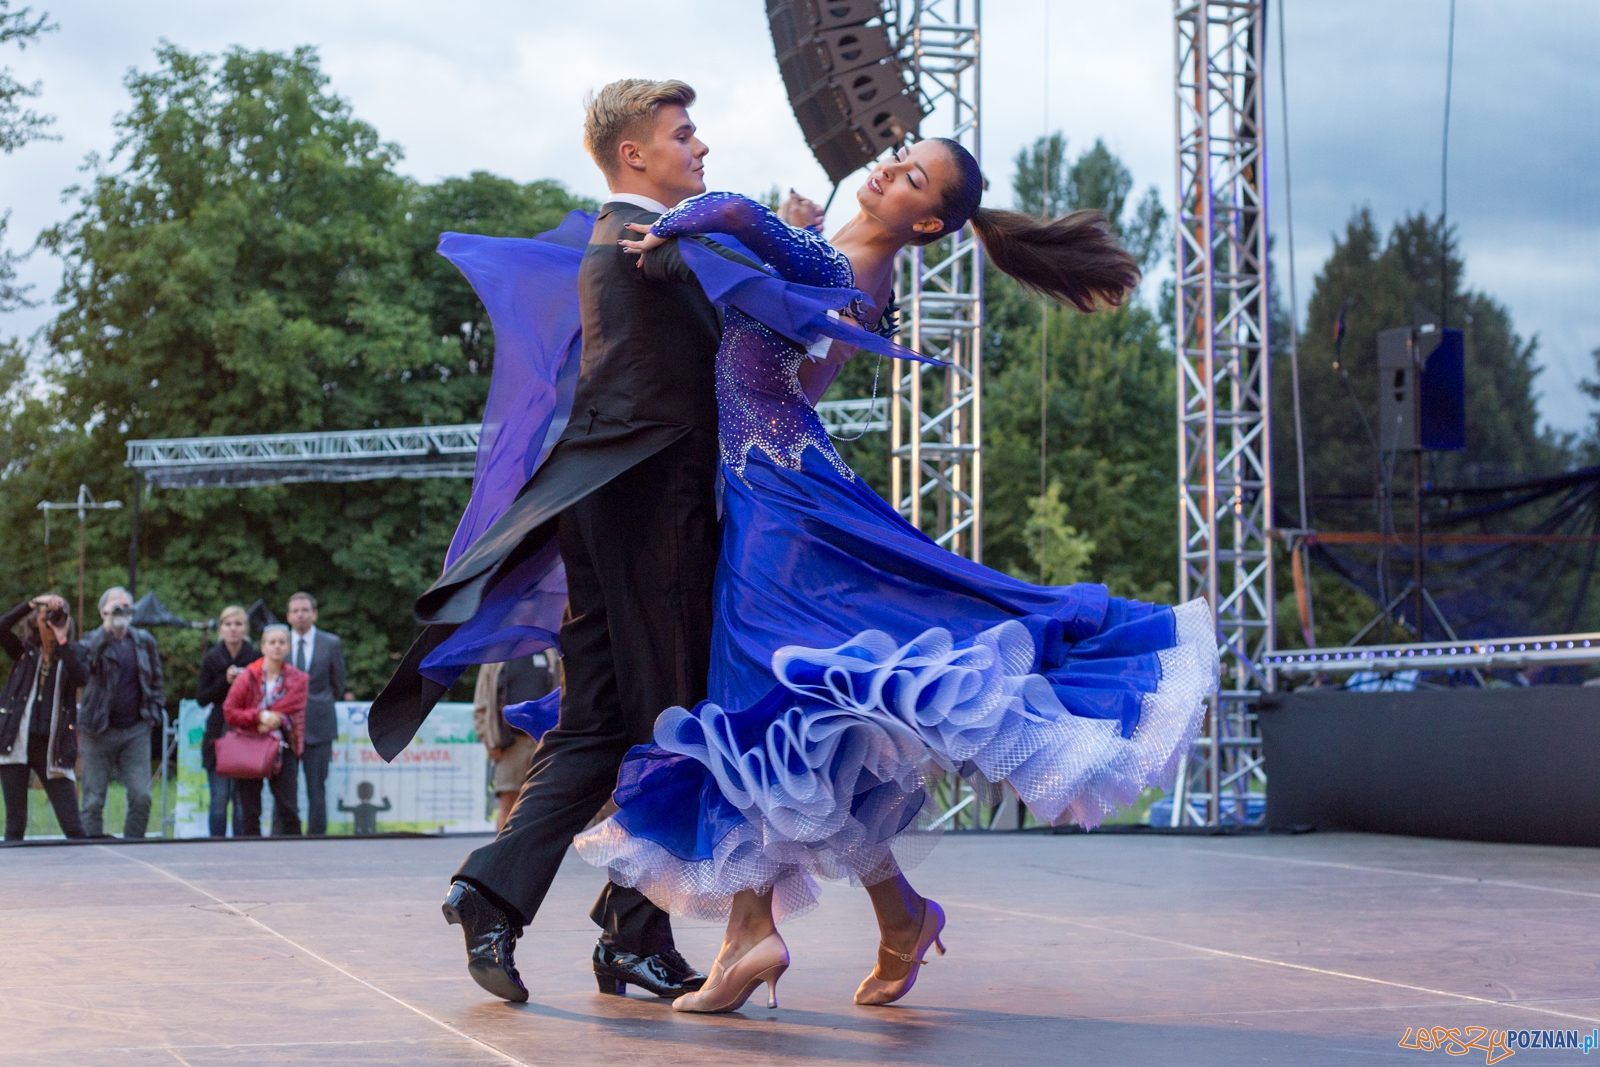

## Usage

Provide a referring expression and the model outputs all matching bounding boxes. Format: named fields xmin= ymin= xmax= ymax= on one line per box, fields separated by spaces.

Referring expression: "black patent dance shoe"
xmin=593 ymin=941 xmax=708 ymax=998
xmin=658 ymin=946 xmax=708 ymax=992
xmin=442 ymin=880 xmax=529 ymax=1003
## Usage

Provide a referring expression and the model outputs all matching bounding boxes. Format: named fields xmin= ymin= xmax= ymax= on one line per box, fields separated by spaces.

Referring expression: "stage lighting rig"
xmin=766 ymin=0 xmax=926 ymax=184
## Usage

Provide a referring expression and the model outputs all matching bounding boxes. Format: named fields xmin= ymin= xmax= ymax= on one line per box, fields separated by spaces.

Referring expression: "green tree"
xmin=1015 ymin=480 xmax=1095 ymax=586
xmin=0 ymin=45 xmax=590 ymax=702
xmin=0 ymin=2 xmax=56 ymax=310
xmin=983 ymin=135 xmax=1176 ymax=598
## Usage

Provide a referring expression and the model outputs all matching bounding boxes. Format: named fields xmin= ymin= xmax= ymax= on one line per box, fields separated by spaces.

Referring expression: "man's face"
xmin=100 ymin=590 xmax=132 ymax=633
xmin=286 ymin=598 xmax=316 ymax=634
xmin=630 ymin=104 xmax=708 ymax=206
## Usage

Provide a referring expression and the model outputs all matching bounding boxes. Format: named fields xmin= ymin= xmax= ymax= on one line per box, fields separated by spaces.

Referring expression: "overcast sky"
xmin=0 ymin=0 xmax=1594 ymax=432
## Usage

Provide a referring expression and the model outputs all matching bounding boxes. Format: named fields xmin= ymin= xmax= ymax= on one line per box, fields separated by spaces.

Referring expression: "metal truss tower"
xmin=1171 ymin=0 xmax=1274 ymax=826
xmin=887 ymin=0 xmax=984 ymax=562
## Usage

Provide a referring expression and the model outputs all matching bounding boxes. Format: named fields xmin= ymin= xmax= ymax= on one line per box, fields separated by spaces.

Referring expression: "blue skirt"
xmin=575 ymin=443 xmax=1216 ymax=923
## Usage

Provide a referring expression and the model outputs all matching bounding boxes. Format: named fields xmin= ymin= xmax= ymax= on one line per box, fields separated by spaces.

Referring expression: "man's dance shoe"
xmin=593 ymin=942 xmax=708 ymax=998
xmin=671 ymin=933 xmax=790 ymax=1014
xmin=442 ymin=881 xmax=529 ymax=1003
xmin=854 ymin=898 xmax=946 ymax=1006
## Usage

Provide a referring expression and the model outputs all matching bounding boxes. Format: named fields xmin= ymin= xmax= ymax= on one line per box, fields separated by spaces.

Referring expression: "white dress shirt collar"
xmin=605 ymin=192 xmax=670 ymax=215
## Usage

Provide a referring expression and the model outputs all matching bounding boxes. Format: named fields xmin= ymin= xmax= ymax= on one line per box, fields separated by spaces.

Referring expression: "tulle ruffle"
xmin=573 ymin=599 xmax=1216 ymax=922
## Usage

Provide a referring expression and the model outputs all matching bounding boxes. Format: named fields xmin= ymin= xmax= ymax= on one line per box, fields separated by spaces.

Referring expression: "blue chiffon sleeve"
xmin=415 ymin=209 xmax=596 ymax=687
xmin=657 ymin=193 xmax=944 ymax=369
xmin=651 ymin=192 xmax=852 ymax=289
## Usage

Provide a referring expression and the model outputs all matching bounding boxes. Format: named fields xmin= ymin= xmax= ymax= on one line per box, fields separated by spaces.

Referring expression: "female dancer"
xmin=567 ymin=138 xmax=1218 ymax=1012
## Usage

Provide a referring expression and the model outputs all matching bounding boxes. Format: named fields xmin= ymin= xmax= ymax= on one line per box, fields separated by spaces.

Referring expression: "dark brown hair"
xmin=918 ymin=138 xmax=1140 ymax=313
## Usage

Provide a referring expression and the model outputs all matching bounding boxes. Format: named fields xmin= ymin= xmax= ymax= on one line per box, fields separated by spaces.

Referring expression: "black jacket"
xmin=74 ymin=624 xmax=166 ymax=736
xmin=370 ymin=201 xmax=724 ymax=758
xmin=196 ymin=638 xmax=258 ymax=770
xmin=0 ymin=601 xmax=86 ymax=774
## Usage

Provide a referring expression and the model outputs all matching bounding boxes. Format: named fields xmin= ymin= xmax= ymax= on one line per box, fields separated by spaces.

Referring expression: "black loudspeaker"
xmin=767 ymin=0 xmax=926 ymax=184
xmin=1376 ymin=324 xmax=1466 ymax=453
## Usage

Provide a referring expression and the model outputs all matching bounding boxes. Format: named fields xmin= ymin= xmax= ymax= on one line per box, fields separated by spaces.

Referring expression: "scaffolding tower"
xmin=1170 ymin=0 xmax=1273 ymax=826
xmin=887 ymin=0 xmax=984 ymax=563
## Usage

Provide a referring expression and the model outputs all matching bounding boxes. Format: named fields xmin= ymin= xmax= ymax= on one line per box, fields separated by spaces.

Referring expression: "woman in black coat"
xmin=195 ymin=605 xmax=257 ymax=838
xmin=0 ymin=595 xmax=86 ymax=840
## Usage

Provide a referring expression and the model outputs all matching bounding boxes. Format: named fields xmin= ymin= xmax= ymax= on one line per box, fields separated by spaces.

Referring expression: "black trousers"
xmin=237 ymin=748 xmax=303 ymax=836
xmin=0 ymin=733 xmax=85 ymax=841
xmin=456 ymin=431 xmax=720 ymax=954
xmin=301 ymin=739 xmax=332 ymax=835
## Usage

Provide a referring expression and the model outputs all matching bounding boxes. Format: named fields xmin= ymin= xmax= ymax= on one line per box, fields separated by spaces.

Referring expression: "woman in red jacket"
xmin=223 ymin=624 xmax=308 ymax=836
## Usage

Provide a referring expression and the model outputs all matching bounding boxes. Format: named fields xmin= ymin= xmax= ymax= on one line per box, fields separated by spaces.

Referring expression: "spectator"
xmin=474 ymin=650 xmax=559 ymax=830
xmin=195 ymin=605 xmax=257 ymax=838
xmin=223 ymin=624 xmax=307 ymax=836
xmin=76 ymin=586 xmax=165 ymax=839
xmin=285 ymin=592 xmax=346 ymax=836
xmin=0 ymin=594 xmax=86 ymax=841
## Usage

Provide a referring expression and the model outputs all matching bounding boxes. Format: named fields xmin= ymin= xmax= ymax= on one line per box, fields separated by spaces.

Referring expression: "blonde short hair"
xmin=218 ymin=605 xmax=247 ymax=626
xmin=583 ymin=78 xmax=696 ymax=177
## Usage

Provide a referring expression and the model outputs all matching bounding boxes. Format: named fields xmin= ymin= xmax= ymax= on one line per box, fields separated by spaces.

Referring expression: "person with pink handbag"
xmin=220 ymin=624 xmax=308 ymax=836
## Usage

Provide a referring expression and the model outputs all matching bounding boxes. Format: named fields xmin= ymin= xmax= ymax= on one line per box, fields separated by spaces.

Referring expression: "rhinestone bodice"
xmin=650 ymin=192 xmax=856 ymax=482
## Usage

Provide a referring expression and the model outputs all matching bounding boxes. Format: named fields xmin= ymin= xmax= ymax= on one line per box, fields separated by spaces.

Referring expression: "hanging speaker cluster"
xmin=766 ymin=0 xmax=926 ymax=184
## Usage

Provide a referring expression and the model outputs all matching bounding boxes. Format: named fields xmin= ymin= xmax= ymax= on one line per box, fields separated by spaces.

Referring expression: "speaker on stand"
xmin=1376 ymin=317 xmax=1466 ymax=642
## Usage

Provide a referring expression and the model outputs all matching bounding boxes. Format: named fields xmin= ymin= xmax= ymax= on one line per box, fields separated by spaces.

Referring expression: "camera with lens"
xmin=45 ymin=606 xmax=68 ymax=628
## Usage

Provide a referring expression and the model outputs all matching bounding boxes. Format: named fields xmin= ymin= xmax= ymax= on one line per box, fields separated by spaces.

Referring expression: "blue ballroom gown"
xmin=552 ymin=193 xmax=1221 ymax=923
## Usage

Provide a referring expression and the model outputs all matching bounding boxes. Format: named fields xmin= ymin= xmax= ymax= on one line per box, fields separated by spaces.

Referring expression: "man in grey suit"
xmin=286 ymin=591 xmax=346 ymax=835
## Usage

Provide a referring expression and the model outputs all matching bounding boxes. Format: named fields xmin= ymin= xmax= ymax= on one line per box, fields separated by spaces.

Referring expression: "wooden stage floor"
xmin=1 ymin=830 xmax=1596 ymax=1065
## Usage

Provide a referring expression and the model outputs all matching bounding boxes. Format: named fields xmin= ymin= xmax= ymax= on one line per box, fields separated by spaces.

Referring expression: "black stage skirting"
xmin=1260 ymin=687 xmax=1600 ymax=846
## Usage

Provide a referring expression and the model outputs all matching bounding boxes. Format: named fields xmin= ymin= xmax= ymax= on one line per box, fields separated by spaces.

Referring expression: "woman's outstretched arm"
xmin=648 ymin=192 xmax=851 ymax=289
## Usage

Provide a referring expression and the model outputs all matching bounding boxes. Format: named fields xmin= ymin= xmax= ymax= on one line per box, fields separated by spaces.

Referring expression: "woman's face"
xmin=219 ymin=616 xmax=246 ymax=645
xmin=261 ymin=630 xmax=289 ymax=665
xmin=855 ymin=140 xmax=957 ymax=240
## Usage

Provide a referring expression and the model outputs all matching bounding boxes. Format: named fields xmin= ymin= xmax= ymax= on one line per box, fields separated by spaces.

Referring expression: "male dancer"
xmin=372 ymin=79 xmax=721 ymax=1002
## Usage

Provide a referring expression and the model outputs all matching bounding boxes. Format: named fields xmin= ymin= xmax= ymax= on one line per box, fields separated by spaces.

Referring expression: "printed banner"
xmin=174 ymin=700 xmax=494 ymax=837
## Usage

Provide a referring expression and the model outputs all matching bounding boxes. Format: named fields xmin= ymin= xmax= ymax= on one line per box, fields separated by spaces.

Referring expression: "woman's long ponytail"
xmin=921 ymin=138 xmax=1141 ymax=312
xmin=969 ymin=207 xmax=1139 ymax=313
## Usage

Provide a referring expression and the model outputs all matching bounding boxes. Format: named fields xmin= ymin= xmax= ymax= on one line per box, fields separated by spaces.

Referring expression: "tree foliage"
xmin=0 ymin=1 xmax=52 ymax=153
xmin=1014 ymin=480 xmax=1095 ymax=586
xmin=0 ymin=45 xmax=591 ymax=704
xmin=1280 ymin=208 xmax=1562 ymax=505
xmin=0 ymin=2 xmax=55 ymax=312
xmin=984 ymin=136 xmax=1176 ymax=599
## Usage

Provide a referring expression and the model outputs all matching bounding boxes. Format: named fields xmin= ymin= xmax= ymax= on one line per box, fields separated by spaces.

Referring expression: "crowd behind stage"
xmin=0 ymin=585 xmax=557 ymax=842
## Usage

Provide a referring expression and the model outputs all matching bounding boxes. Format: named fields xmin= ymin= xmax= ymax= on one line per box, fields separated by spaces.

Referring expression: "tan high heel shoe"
xmin=854 ymin=898 xmax=946 ymax=1006
xmin=672 ymin=932 xmax=790 ymax=1014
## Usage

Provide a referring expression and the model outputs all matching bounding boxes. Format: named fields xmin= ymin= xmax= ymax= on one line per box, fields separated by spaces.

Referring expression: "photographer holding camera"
xmin=75 ymin=586 xmax=165 ymax=839
xmin=0 ymin=594 xmax=87 ymax=840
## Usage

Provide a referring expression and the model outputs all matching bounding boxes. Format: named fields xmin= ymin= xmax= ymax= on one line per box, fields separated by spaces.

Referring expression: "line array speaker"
xmin=767 ymin=0 xmax=926 ymax=184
